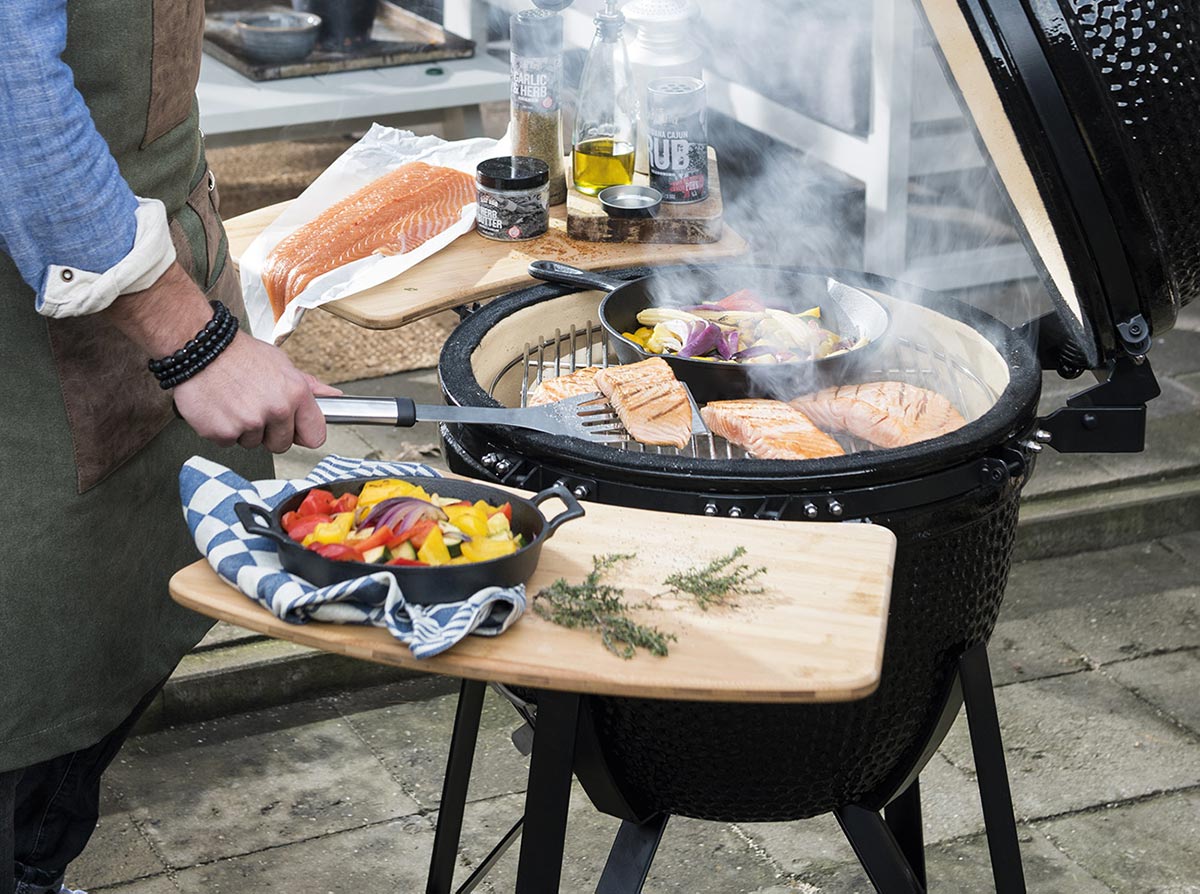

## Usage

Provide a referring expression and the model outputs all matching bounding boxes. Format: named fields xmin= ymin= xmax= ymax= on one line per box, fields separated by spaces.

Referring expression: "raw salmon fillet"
xmin=701 ymin=399 xmax=845 ymax=460
xmin=790 ymin=381 xmax=965 ymax=449
xmin=594 ymin=358 xmax=692 ymax=448
xmin=262 ymin=162 xmax=475 ymax=319
xmin=527 ymin=366 xmax=602 ymax=406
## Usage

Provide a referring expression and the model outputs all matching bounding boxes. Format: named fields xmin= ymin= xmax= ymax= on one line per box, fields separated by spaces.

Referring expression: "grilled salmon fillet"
xmin=701 ymin=399 xmax=845 ymax=460
xmin=527 ymin=366 xmax=602 ymax=406
xmin=262 ymin=162 xmax=475 ymax=319
xmin=790 ymin=381 xmax=966 ymax=449
xmin=594 ymin=358 xmax=692 ymax=448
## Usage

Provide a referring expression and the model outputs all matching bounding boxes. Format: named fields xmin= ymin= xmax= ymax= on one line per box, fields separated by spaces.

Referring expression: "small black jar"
xmin=475 ymin=156 xmax=551 ymax=242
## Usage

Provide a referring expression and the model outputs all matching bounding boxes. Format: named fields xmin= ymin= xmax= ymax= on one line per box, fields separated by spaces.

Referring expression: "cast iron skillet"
xmin=234 ymin=477 xmax=584 ymax=605
xmin=527 ymin=260 xmax=891 ymax=402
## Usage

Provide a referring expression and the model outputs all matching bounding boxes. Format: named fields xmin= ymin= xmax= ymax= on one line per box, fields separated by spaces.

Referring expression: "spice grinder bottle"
xmin=572 ymin=0 xmax=638 ymax=196
xmin=510 ymin=9 xmax=567 ymax=206
xmin=625 ymin=0 xmax=701 ymax=174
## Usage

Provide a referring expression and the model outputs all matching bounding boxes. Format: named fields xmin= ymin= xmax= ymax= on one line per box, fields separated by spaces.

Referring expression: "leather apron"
xmin=0 ymin=0 xmax=272 ymax=772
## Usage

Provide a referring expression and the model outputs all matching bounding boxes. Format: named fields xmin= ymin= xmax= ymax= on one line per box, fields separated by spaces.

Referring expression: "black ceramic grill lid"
xmin=919 ymin=0 xmax=1198 ymax=369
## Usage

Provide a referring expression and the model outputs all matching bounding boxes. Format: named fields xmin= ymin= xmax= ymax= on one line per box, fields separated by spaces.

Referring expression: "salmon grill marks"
xmin=527 ymin=366 xmax=602 ymax=406
xmin=701 ymin=399 xmax=845 ymax=461
xmin=594 ymin=358 xmax=692 ymax=448
xmin=262 ymin=162 xmax=476 ymax=319
xmin=790 ymin=381 xmax=966 ymax=449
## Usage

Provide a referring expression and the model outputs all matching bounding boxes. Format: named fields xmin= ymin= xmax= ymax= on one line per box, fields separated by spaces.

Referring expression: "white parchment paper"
xmin=239 ymin=125 xmax=508 ymax=344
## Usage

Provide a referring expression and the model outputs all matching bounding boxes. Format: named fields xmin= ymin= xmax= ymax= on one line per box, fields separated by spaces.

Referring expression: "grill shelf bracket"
xmin=1039 ymin=355 xmax=1160 ymax=453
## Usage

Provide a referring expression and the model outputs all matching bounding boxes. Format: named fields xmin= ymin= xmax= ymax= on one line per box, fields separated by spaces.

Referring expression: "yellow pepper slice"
xmin=417 ymin=526 xmax=451 ymax=566
xmin=461 ymin=537 xmax=518 ymax=563
xmin=302 ymin=512 xmax=354 ymax=546
xmin=445 ymin=505 xmax=491 ymax=539
xmin=356 ymin=480 xmax=433 ymax=512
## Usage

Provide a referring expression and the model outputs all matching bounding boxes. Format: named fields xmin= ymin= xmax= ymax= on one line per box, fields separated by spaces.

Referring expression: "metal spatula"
xmin=315 ymin=390 xmax=708 ymax=446
xmin=315 ymin=394 xmax=630 ymax=444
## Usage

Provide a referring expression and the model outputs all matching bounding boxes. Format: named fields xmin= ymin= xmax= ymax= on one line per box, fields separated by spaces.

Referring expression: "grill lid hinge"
xmin=1038 ymin=355 xmax=1160 ymax=453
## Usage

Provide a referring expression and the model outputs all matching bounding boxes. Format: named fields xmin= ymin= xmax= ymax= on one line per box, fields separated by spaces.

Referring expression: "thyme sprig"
xmin=533 ymin=554 xmax=676 ymax=659
xmin=663 ymin=546 xmax=767 ymax=611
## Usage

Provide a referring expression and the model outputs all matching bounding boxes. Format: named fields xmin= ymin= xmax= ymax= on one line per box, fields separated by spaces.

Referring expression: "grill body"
xmin=440 ymin=268 xmax=1042 ymax=821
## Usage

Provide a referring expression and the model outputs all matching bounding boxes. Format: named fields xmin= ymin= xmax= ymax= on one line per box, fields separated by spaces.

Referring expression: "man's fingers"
xmin=292 ymin=393 xmax=328 ymax=450
xmin=305 ymin=373 xmax=343 ymax=397
xmin=263 ymin=414 xmax=297 ymax=454
xmin=237 ymin=427 xmax=265 ymax=450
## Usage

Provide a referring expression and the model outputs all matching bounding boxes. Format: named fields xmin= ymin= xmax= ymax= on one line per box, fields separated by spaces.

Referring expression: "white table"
xmin=197 ymin=51 xmax=510 ymax=147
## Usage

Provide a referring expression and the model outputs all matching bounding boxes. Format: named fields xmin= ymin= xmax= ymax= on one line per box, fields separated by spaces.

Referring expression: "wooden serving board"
xmin=566 ymin=148 xmax=724 ymax=244
xmin=225 ymin=198 xmax=749 ymax=331
xmin=171 ymin=497 xmax=895 ymax=703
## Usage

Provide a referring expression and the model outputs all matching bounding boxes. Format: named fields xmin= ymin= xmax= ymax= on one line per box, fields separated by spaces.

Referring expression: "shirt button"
xmin=60 ymin=269 xmax=74 ymax=282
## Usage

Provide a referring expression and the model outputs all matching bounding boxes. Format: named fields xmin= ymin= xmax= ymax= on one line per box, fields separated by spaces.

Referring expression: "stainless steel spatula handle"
xmin=316 ymin=395 xmax=418 ymax=426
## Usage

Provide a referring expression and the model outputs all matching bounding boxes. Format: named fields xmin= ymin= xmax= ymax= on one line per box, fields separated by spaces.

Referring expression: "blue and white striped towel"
xmin=178 ymin=454 xmax=526 ymax=658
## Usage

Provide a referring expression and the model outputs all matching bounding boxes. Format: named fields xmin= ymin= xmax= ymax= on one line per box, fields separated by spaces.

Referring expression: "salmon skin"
xmin=527 ymin=366 xmax=602 ymax=406
xmin=594 ymin=358 xmax=692 ymax=449
xmin=790 ymin=381 xmax=966 ymax=449
xmin=262 ymin=162 xmax=475 ymax=320
xmin=701 ymin=399 xmax=845 ymax=460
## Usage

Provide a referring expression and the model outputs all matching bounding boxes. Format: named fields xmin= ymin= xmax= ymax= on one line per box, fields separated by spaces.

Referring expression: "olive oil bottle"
xmin=572 ymin=138 xmax=635 ymax=195
xmin=572 ymin=0 xmax=638 ymax=196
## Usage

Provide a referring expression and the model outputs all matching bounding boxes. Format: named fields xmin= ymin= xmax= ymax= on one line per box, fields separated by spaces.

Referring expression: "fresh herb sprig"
xmin=664 ymin=546 xmax=767 ymax=611
xmin=533 ymin=554 xmax=676 ymax=659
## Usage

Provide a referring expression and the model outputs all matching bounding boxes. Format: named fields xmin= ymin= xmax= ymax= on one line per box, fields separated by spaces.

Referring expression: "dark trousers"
xmin=0 ymin=679 xmax=166 ymax=894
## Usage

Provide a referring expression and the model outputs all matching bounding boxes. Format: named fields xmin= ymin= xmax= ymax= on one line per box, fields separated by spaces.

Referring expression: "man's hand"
xmin=104 ymin=262 xmax=340 ymax=453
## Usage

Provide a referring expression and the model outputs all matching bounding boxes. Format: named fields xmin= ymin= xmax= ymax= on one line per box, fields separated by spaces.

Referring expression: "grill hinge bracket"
xmin=1039 ymin=355 xmax=1160 ymax=453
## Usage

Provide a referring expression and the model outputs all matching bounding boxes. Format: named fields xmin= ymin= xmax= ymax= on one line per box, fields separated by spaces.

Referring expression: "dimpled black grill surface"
xmin=1060 ymin=1 xmax=1200 ymax=311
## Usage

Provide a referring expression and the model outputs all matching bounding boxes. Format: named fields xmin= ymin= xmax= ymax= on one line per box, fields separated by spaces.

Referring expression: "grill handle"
xmin=315 ymin=396 xmax=417 ymax=427
xmin=528 ymin=260 xmax=629 ymax=293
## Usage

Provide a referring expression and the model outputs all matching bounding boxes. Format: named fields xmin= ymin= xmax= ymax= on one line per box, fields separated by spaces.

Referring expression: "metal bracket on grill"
xmin=1039 ymin=355 xmax=1160 ymax=453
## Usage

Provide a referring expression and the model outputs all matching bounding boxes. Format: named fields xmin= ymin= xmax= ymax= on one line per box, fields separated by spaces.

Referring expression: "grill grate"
xmin=487 ymin=322 xmax=1000 ymax=459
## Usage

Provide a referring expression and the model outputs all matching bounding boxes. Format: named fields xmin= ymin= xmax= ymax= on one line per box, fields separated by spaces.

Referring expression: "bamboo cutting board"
xmin=224 ymin=200 xmax=749 ymax=331
xmin=171 ymin=498 xmax=894 ymax=704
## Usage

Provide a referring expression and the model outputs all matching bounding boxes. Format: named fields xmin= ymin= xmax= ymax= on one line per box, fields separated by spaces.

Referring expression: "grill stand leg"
xmin=835 ymin=804 xmax=926 ymax=893
xmin=426 ymin=679 xmax=487 ymax=894
xmin=595 ymin=814 xmax=670 ymax=894
xmin=515 ymin=690 xmax=582 ymax=894
xmin=960 ymin=643 xmax=1027 ymax=894
xmin=455 ymin=817 xmax=524 ymax=894
xmin=884 ymin=779 xmax=926 ymax=888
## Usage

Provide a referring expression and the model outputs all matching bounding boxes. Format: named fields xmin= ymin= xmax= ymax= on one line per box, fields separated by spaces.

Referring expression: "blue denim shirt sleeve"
xmin=0 ymin=0 xmax=139 ymax=303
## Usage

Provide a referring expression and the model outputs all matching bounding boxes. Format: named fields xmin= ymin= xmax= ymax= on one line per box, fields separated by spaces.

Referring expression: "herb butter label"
xmin=511 ymin=53 xmax=561 ymax=113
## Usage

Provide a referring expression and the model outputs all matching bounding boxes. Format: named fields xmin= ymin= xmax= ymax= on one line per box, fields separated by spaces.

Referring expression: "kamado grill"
xmin=430 ymin=1 xmax=1196 ymax=891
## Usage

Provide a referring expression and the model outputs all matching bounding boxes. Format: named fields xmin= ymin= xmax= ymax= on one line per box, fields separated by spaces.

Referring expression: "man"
xmin=0 ymin=2 xmax=339 ymax=891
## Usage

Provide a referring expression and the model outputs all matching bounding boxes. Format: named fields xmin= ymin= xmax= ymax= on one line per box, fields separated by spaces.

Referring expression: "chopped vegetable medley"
xmin=280 ymin=480 xmax=524 ymax=567
xmin=623 ymin=288 xmax=867 ymax=364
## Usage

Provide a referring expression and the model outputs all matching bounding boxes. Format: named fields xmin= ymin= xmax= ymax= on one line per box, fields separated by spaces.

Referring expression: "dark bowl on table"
xmin=236 ymin=11 xmax=322 ymax=64
xmin=234 ymin=477 xmax=585 ymax=605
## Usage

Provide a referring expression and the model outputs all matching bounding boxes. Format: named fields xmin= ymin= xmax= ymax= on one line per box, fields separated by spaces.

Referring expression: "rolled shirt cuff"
xmin=36 ymin=198 xmax=176 ymax=318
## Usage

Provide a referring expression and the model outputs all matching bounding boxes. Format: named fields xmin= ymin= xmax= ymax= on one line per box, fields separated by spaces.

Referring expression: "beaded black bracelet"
xmin=148 ymin=300 xmax=239 ymax=390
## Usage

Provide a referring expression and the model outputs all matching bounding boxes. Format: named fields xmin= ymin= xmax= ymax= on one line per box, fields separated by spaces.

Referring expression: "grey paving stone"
xmin=339 ymin=686 xmax=530 ymax=810
xmin=276 ymin=423 xmax=376 ymax=480
xmin=1104 ymin=651 xmax=1200 ymax=735
xmin=168 ymin=815 xmax=436 ymax=893
xmin=1038 ymin=790 xmax=1200 ymax=893
xmin=1162 ymin=530 xmax=1200 ymax=565
xmin=1094 ymin=405 xmax=1200 ymax=483
xmin=455 ymin=789 xmax=781 ymax=894
xmin=195 ymin=621 xmax=263 ymax=651
xmin=1002 ymin=541 xmax=1197 ymax=620
xmin=1033 ymin=587 xmax=1200 ymax=666
xmin=740 ymin=753 xmax=984 ymax=879
xmin=1144 ymin=328 xmax=1200 ymax=379
xmin=989 ymin=615 xmax=1089 ymax=686
xmin=103 ymin=700 xmax=421 ymax=867
xmin=938 ymin=672 xmax=1200 ymax=820
xmin=1180 ymin=370 xmax=1200 ymax=397
xmin=801 ymin=825 xmax=1113 ymax=893
xmin=92 ymin=876 xmax=178 ymax=894
xmin=73 ymin=792 xmax=167 ymax=890
xmin=1021 ymin=451 xmax=1115 ymax=500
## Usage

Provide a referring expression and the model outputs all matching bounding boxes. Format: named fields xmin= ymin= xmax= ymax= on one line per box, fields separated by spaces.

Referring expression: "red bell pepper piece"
xmin=281 ymin=511 xmax=301 ymax=531
xmin=286 ymin=515 xmax=333 ymax=542
xmin=297 ymin=489 xmax=337 ymax=517
xmin=310 ymin=542 xmax=362 ymax=562
xmin=490 ymin=502 xmax=513 ymax=523
xmin=716 ymin=289 xmax=765 ymax=312
xmin=386 ymin=557 xmax=428 ymax=567
xmin=385 ymin=518 xmax=438 ymax=550
xmin=350 ymin=525 xmax=394 ymax=554
xmin=330 ymin=492 xmax=358 ymax=514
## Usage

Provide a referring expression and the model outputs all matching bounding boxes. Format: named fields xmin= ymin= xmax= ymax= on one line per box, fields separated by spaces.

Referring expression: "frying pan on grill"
xmin=527 ymin=261 xmax=890 ymax=402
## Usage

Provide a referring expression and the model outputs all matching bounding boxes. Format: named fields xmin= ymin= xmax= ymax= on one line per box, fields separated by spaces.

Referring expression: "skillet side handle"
xmin=234 ymin=502 xmax=292 ymax=548
xmin=531 ymin=483 xmax=586 ymax=540
xmin=528 ymin=260 xmax=629 ymax=293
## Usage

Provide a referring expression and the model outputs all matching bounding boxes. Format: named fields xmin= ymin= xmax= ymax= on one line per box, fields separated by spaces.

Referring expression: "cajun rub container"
xmin=646 ymin=76 xmax=708 ymax=204
xmin=475 ymin=156 xmax=551 ymax=243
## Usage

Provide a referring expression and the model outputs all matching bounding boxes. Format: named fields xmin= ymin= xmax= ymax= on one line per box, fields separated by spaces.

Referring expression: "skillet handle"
xmin=528 ymin=260 xmax=628 ymax=293
xmin=234 ymin=501 xmax=291 ymax=548
xmin=530 ymin=483 xmax=586 ymax=540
